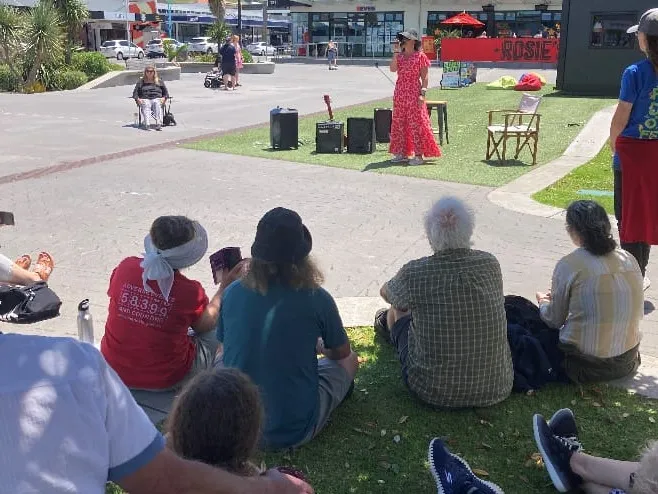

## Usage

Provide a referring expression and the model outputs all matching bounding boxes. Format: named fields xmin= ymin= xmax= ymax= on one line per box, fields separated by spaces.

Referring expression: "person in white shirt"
xmin=0 ymin=332 xmax=313 ymax=494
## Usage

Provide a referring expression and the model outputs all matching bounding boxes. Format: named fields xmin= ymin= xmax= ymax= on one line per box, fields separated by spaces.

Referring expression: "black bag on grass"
xmin=0 ymin=281 xmax=61 ymax=323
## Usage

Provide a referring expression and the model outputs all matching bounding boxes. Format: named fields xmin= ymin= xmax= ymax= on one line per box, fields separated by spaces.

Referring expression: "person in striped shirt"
xmin=536 ymin=200 xmax=643 ymax=384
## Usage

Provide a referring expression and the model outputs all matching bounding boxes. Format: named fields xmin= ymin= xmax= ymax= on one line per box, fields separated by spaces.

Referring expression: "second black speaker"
xmin=347 ymin=118 xmax=376 ymax=154
xmin=374 ymin=108 xmax=392 ymax=143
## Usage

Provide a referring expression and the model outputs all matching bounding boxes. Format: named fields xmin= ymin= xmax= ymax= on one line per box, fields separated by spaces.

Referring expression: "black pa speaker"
xmin=374 ymin=108 xmax=392 ymax=143
xmin=347 ymin=117 xmax=376 ymax=154
xmin=316 ymin=122 xmax=344 ymax=154
xmin=270 ymin=107 xmax=298 ymax=150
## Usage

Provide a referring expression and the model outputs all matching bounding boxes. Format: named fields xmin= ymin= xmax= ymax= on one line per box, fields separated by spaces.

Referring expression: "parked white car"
xmin=146 ymin=38 xmax=184 ymax=58
xmin=246 ymin=42 xmax=276 ymax=56
xmin=187 ymin=37 xmax=219 ymax=54
xmin=100 ymin=40 xmax=144 ymax=60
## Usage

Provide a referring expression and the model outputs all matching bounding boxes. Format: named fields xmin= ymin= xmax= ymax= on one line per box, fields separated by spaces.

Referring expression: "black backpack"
xmin=0 ymin=282 xmax=61 ymax=324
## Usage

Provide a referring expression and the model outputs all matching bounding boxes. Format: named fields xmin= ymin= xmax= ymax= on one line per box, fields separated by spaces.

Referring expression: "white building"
xmin=290 ymin=0 xmax=562 ymax=56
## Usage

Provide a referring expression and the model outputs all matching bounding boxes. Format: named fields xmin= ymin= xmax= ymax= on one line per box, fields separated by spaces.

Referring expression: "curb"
xmin=488 ymin=105 xmax=617 ymax=219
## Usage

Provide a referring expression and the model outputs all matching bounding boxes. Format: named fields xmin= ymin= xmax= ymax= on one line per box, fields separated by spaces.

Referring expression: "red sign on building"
xmin=441 ymin=38 xmax=559 ymax=63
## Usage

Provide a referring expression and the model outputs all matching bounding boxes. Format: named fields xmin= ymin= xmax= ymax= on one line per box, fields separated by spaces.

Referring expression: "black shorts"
xmin=221 ymin=64 xmax=236 ymax=76
xmin=390 ymin=314 xmax=412 ymax=385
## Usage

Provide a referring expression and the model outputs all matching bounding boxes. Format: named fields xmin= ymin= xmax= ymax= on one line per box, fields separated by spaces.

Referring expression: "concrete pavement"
xmin=2 ymin=64 xmax=657 ymax=397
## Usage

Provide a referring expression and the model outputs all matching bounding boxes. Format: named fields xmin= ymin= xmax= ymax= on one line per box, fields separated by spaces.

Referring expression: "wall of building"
xmin=557 ymin=0 xmax=653 ymax=95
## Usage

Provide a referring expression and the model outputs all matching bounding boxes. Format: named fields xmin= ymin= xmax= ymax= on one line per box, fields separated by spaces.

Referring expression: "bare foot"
xmin=32 ymin=252 xmax=54 ymax=282
xmin=14 ymin=254 xmax=31 ymax=270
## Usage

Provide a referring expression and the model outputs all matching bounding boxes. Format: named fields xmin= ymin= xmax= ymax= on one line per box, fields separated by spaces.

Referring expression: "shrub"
xmin=24 ymin=80 xmax=46 ymax=93
xmin=50 ymin=68 xmax=88 ymax=90
xmin=0 ymin=65 xmax=21 ymax=92
xmin=70 ymin=51 xmax=113 ymax=79
xmin=241 ymin=49 xmax=253 ymax=63
xmin=108 ymin=63 xmax=124 ymax=71
xmin=192 ymin=53 xmax=216 ymax=63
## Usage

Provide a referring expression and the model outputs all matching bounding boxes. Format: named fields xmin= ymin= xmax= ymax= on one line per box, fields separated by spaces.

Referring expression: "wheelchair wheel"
xmin=204 ymin=79 xmax=211 ymax=88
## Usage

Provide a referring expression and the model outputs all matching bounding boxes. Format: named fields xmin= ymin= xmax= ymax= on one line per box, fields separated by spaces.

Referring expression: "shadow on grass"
xmin=362 ymin=159 xmax=398 ymax=172
xmin=542 ymin=91 xmax=614 ymax=101
xmin=481 ymin=158 xmax=532 ymax=168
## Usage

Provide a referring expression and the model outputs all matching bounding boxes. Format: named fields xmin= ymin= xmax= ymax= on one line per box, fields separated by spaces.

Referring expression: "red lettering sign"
xmin=441 ymin=38 xmax=559 ymax=63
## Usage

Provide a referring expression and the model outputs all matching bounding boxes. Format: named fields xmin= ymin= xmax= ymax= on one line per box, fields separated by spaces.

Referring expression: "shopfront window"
xmin=591 ymin=13 xmax=636 ymax=49
xmin=311 ymin=13 xmax=329 ymax=41
xmin=291 ymin=12 xmax=308 ymax=46
xmin=365 ymin=11 xmax=403 ymax=57
xmin=347 ymin=13 xmax=365 ymax=56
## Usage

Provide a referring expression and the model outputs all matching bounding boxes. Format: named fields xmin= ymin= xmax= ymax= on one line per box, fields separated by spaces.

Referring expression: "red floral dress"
xmin=389 ymin=51 xmax=441 ymax=158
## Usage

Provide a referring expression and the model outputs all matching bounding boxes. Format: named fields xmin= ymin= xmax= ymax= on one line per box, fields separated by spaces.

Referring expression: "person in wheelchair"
xmin=133 ymin=65 xmax=169 ymax=131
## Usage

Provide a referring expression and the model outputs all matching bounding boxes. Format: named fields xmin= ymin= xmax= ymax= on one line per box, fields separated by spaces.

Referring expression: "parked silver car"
xmin=146 ymin=38 xmax=184 ymax=58
xmin=100 ymin=40 xmax=144 ymax=60
xmin=246 ymin=42 xmax=276 ymax=56
xmin=187 ymin=37 xmax=218 ymax=54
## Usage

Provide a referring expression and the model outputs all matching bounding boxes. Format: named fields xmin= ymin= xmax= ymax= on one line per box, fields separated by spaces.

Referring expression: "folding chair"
xmin=486 ymin=93 xmax=542 ymax=165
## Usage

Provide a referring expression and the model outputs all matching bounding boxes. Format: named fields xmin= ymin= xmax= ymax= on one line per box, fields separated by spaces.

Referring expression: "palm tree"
xmin=208 ymin=0 xmax=226 ymax=23
xmin=0 ymin=4 xmax=24 ymax=72
xmin=54 ymin=0 xmax=88 ymax=64
xmin=24 ymin=0 xmax=64 ymax=87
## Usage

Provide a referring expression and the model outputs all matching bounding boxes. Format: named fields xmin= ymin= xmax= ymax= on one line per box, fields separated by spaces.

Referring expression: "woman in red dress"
xmin=389 ymin=29 xmax=441 ymax=166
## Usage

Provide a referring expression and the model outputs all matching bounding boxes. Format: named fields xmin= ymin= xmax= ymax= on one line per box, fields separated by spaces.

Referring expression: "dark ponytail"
xmin=566 ymin=200 xmax=616 ymax=257
xmin=647 ymin=35 xmax=658 ymax=70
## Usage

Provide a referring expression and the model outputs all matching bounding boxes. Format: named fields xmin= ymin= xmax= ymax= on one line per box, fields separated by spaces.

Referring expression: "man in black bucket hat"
xmin=216 ymin=207 xmax=359 ymax=450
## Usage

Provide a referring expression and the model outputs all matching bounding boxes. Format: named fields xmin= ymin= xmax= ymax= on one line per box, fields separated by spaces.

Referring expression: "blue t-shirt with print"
xmin=216 ymin=280 xmax=348 ymax=450
xmin=613 ymin=59 xmax=658 ymax=170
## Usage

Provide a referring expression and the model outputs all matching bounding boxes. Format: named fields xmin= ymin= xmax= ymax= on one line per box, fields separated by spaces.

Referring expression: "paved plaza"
xmin=2 ymin=64 xmax=658 ymax=395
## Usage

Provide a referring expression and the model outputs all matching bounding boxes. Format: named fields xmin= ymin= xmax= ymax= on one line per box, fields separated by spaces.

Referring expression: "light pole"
xmin=167 ymin=0 xmax=172 ymax=37
xmin=125 ymin=0 xmax=130 ymax=41
xmin=237 ymin=0 xmax=242 ymax=37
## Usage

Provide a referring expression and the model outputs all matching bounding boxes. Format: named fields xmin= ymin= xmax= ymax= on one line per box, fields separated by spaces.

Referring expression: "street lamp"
xmin=238 ymin=0 xmax=242 ymax=35
xmin=167 ymin=0 xmax=172 ymax=37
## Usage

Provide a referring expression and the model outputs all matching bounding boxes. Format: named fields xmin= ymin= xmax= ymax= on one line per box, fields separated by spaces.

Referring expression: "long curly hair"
xmin=165 ymin=369 xmax=263 ymax=475
xmin=633 ymin=441 xmax=658 ymax=494
xmin=242 ymin=256 xmax=324 ymax=295
xmin=566 ymin=200 xmax=616 ymax=256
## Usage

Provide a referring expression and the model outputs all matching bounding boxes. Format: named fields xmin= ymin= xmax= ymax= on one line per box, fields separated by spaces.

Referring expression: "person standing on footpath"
xmin=219 ymin=36 xmax=237 ymax=90
xmin=610 ymin=8 xmax=658 ymax=291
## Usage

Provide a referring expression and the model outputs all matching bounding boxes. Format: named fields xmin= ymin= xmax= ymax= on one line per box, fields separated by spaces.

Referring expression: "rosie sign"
xmin=441 ymin=38 xmax=559 ymax=63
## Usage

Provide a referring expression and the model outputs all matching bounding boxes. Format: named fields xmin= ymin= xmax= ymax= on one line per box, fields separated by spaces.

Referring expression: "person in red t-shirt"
xmin=101 ymin=216 xmax=234 ymax=391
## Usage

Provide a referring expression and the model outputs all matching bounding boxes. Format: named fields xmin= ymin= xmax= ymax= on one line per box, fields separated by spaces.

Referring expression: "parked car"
xmin=246 ymin=42 xmax=276 ymax=56
xmin=146 ymin=38 xmax=184 ymax=58
xmin=187 ymin=37 xmax=218 ymax=54
xmin=100 ymin=40 xmax=144 ymax=60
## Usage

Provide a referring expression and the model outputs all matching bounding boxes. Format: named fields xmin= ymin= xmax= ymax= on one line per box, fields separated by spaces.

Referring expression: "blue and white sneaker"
xmin=533 ymin=414 xmax=582 ymax=493
xmin=548 ymin=408 xmax=578 ymax=441
xmin=428 ymin=438 xmax=504 ymax=494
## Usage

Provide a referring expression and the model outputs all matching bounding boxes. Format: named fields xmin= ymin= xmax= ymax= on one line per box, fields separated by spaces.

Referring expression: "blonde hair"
xmin=632 ymin=441 xmax=658 ymax=494
xmin=142 ymin=65 xmax=160 ymax=84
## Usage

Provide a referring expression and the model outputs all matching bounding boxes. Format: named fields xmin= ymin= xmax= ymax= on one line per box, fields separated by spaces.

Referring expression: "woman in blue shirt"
xmin=610 ymin=8 xmax=658 ymax=289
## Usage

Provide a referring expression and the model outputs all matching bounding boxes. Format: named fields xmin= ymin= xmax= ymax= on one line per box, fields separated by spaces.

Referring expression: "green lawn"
xmin=107 ymin=326 xmax=657 ymax=494
xmin=533 ymin=144 xmax=614 ymax=214
xmin=183 ymin=85 xmax=615 ymax=187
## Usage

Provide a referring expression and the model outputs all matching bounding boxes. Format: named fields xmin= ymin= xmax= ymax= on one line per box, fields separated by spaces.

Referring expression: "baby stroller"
xmin=204 ymin=67 xmax=224 ymax=89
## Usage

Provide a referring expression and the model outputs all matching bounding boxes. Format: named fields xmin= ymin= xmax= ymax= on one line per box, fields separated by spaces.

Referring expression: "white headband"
xmin=140 ymin=222 xmax=208 ymax=301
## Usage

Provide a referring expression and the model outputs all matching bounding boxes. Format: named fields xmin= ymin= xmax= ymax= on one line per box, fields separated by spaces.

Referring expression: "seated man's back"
xmin=0 ymin=333 xmax=164 ymax=493
xmin=386 ymin=248 xmax=513 ymax=408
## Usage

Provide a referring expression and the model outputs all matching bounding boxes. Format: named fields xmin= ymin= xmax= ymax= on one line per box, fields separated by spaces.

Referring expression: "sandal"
xmin=32 ymin=251 xmax=54 ymax=282
xmin=14 ymin=254 xmax=31 ymax=270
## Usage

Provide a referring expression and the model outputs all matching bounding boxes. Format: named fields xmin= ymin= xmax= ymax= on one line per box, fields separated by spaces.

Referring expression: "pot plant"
xmin=433 ymin=28 xmax=461 ymax=63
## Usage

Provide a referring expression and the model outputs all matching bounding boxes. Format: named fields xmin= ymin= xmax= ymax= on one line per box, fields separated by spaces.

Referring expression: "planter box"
xmin=178 ymin=61 xmax=275 ymax=75
xmin=75 ymin=66 xmax=181 ymax=91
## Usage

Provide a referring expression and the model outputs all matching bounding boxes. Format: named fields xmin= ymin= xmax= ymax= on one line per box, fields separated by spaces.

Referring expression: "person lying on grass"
xmin=375 ymin=196 xmax=513 ymax=408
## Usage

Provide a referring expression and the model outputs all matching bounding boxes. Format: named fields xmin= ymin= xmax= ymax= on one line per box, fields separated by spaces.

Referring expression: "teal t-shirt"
xmin=216 ymin=280 xmax=348 ymax=450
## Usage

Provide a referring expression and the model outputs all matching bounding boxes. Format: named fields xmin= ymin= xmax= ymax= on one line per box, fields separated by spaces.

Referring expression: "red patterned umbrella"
xmin=440 ymin=12 xmax=485 ymax=28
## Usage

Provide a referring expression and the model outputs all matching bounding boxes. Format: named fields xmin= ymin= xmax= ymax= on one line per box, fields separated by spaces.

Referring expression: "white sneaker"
xmin=390 ymin=154 xmax=407 ymax=163
xmin=408 ymin=156 xmax=425 ymax=166
xmin=644 ymin=276 xmax=651 ymax=291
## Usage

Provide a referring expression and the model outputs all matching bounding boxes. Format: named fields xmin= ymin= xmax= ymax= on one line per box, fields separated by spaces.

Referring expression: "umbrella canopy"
xmin=440 ymin=12 xmax=485 ymax=28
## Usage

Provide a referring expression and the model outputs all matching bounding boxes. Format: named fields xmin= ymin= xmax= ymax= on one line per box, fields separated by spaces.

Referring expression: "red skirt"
xmin=616 ymin=136 xmax=658 ymax=244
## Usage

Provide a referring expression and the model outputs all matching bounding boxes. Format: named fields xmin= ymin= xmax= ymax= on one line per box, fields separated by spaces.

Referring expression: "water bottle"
xmin=77 ymin=299 xmax=94 ymax=344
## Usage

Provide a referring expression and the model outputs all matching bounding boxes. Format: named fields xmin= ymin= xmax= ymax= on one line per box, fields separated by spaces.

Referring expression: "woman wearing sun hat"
xmin=101 ymin=215 xmax=234 ymax=391
xmin=388 ymin=28 xmax=441 ymax=166
xmin=610 ymin=8 xmax=658 ymax=290
xmin=216 ymin=207 xmax=359 ymax=450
